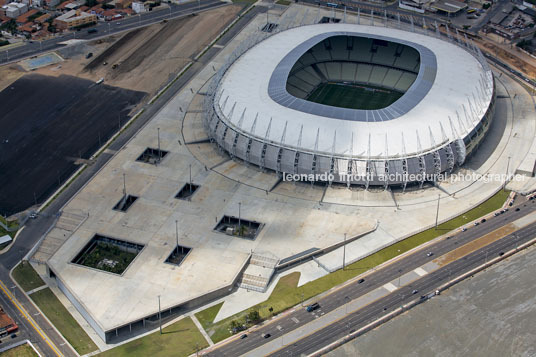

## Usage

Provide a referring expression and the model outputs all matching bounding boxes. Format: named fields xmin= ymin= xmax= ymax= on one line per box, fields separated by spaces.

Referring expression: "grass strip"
xmin=12 ymin=262 xmax=45 ymax=292
xmin=30 ymin=288 xmax=98 ymax=355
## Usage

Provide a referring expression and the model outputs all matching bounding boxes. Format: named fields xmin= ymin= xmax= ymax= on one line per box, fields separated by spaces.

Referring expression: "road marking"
xmin=213 ymin=44 xmax=224 ymax=48
xmin=276 ymin=325 xmax=282 ymax=331
xmin=291 ymin=317 xmax=299 ymax=324
xmin=383 ymin=282 xmax=398 ymax=292
xmin=414 ymin=267 xmax=428 ymax=277
xmin=0 ymin=281 xmax=63 ymax=356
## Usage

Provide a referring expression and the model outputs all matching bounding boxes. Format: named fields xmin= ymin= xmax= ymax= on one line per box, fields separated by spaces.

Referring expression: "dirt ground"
xmin=0 ymin=5 xmax=242 ymax=97
xmin=477 ymin=37 xmax=536 ymax=78
xmin=434 ymin=224 xmax=516 ymax=267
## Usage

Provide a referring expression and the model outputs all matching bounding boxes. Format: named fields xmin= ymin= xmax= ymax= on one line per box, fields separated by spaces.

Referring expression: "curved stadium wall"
xmin=203 ymin=22 xmax=495 ymax=188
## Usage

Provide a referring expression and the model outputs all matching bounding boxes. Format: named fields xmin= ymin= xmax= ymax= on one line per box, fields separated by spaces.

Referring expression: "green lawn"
xmin=12 ymin=261 xmax=45 ymax=292
xmin=307 ymin=82 xmax=403 ymax=110
xmin=196 ymin=189 xmax=510 ymax=343
xmin=29 ymin=288 xmax=98 ymax=355
xmin=98 ymin=317 xmax=208 ymax=357
xmin=0 ymin=343 xmax=38 ymax=357
xmin=195 ymin=302 xmax=223 ymax=328
xmin=0 ymin=216 xmax=18 ymax=239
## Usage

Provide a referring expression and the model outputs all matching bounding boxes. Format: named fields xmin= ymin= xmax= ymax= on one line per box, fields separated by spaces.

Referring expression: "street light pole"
xmin=122 ymin=173 xmax=127 ymax=198
xmin=238 ymin=202 xmax=241 ymax=236
xmin=342 ymin=233 xmax=347 ymax=270
xmin=435 ymin=194 xmax=440 ymax=229
xmin=175 ymin=220 xmax=179 ymax=255
xmin=157 ymin=127 xmax=161 ymax=163
xmin=504 ymin=156 xmax=511 ymax=191
xmin=158 ymin=295 xmax=162 ymax=334
xmin=189 ymin=164 xmax=192 ymax=193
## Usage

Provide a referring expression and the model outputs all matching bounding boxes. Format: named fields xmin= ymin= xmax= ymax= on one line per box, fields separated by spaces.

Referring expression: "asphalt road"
xmin=273 ymin=221 xmax=536 ymax=356
xmin=0 ymin=4 xmax=266 ymax=356
xmin=205 ymin=199 xmax=536 ymax=356
xmin=0 ymin=0 xmax=225 ymax=65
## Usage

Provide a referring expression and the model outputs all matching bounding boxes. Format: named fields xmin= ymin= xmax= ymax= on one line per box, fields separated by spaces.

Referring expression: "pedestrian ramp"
xmin=31 ymin=210 xmax=88 ymax=264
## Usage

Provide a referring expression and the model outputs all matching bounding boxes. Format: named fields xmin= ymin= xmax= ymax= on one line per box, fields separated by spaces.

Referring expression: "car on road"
xmin=87 ymin=28 xmax=97 ymax=34
xmin=358 ymin=278 xmax=365 ymax=284
xmin=474 ymin=222 xmax=479 ymax=226
xmin=499 ymin=252 xmax=505 ymax=256
xmin=306 ymin=302 xmax=320 ymax=312
xmin=412 ymin=289 xmax=418 ymax=294
xmin=86 ymin=52 xmax=93 ymax=59
xmin=29 ymin=213 xmax=38 ymax=219
xmin=481 ymin=218 xmax=486 ymax=223
xmin=462 ymin=227 xmax=467 ymax=232
xmin=426 ymin=252 xmax=433 ymax=257
xmin=494 ymin=212 xmax=500 ymax=216
xmin=263 ymin=333 xmax=271 ymax=338
xmin=240 ymin=334 xmax=247 ymax=339
xmin=516 ymin=207 xmax=520 ymax=211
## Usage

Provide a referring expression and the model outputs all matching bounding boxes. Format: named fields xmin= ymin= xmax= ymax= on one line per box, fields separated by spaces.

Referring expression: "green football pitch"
xmin=306 ymin=82 xmax=403 ymax=110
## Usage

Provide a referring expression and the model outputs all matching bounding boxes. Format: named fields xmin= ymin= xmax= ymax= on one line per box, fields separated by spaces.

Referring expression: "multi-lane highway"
xmin=0 ymin=0 xmax=226 ymax=64
xmin=204 ymin=198 xmax=536 ymax=356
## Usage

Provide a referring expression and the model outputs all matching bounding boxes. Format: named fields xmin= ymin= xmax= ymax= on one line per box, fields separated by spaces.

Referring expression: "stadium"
xmin=204 ymin=23 xmax=496 ymax=188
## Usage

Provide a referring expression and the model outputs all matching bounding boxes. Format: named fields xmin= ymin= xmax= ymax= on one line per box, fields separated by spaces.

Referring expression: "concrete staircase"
xmin=238 ymin=252 xmax=279 ymax=292
xmin=32 ymin=211 xmax=88 ymax=264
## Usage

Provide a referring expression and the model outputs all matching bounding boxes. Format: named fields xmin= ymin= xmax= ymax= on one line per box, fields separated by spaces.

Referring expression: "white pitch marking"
xmin=383 ymin=282 xmax=398 ymax=292
xmin=414 ymin=267 xmax=428 ymax=277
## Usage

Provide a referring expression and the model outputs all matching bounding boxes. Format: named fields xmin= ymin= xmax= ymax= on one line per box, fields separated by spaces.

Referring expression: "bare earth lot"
xmin=328 ymin=246 xmax=536 ymax=357
xmin=0 ymin=74 xmax=145 ymax=215
xmin=83 ymin=5 xmax=242 ymax=96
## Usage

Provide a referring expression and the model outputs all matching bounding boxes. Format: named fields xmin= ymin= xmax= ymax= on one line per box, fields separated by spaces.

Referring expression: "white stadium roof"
xmin=215 ymin=23 xmax=493 ymax=159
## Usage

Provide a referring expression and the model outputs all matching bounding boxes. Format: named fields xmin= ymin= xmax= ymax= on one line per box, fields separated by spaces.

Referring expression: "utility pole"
xmin=158 ymin=295 xmax=162 ymax=334
xmin=435 ymin=194 xmax=440 ymax=229
xmin=343 ymin=233 xmax=347 ymax=270
xmin=189 ymin=164 xmax=192 ymax=193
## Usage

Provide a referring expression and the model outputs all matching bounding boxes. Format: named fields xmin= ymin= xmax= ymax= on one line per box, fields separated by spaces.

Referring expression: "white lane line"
xmin=414 ymin=267 xmax=428 ymax=277
xmin=383 ymin=282 xmax=398 ymax=292
xmin=291 ymin=317 xmax=299 ymax=324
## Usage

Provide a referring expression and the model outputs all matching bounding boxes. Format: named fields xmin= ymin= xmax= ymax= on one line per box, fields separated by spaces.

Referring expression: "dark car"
xmin=481 ymin=218 xmax=486 ymax=223
xmin=412 ymin=289 xmax=418 ymax=294
xmin=358 ymin=278 xmax=365 ymax=284
xmin=87 ymin=28 xmax=97 ymax=33
xmin=516 ymin=207 xmax=520 ymax=211
xmin=240 ymin=334 xmax=247 ymax=339
xmin=263 ymin=333 xmax=271 ymax=339
xmin=306 ymin=302 xmax=320 ymax=312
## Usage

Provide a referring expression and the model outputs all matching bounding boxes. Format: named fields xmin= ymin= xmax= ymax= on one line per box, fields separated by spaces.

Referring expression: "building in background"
xmin=54 ymin=9 xmax=96 ymax=29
